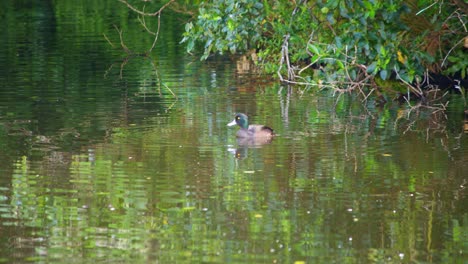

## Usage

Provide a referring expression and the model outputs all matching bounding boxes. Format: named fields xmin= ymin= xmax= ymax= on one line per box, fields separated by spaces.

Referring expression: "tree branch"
xmin=118 ymin=0 xmax=175 ymax=17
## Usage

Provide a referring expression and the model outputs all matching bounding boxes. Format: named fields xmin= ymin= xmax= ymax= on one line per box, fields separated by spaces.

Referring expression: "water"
xmin=0 ymin=1 xmax=467 ymax=263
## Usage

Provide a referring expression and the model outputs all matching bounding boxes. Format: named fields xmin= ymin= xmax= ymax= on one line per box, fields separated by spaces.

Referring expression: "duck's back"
xmin=236 ymin=124 xmax=274 ymax=138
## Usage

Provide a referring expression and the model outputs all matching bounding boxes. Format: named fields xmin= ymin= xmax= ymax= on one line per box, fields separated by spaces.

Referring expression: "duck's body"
xmin=227 ymin=113 xmax=274 ymax=139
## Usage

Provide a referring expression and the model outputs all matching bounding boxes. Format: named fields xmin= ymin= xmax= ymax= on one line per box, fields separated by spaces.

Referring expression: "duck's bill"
xmin=227 ymin=119 xmax=237 ymax=126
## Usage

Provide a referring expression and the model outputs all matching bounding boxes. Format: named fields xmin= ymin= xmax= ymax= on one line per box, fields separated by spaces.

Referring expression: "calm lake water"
xmin=0 ymin=1 xmax=466 ymax=263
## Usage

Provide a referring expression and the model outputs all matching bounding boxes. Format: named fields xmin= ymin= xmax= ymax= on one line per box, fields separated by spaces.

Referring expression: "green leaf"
xmin=335 ymin=36 xmax=342 ymax=48
xmin=310 ymin=54 xmax=320 ymax=63
xmin=185 ymin=22 xmax=193 ymax=32
xmin=379 ymin=45 xmax=387 ymax=56
xmin=308 ymin=44 xmax=320 ymax=55
xmin=187 ymin=40 xmax=194 ymax=53
xmin=336 ymin=60 xmax=344 ymax=69
xmin=227 ymin=19 xmax=235 ymax=30
xmin=326 ymin=13 xmax=335 ymax=24
xmin=367 ymin=62 xmax=377 ymax=74
xmin=380 ymin=69 xmax=388 ymax=80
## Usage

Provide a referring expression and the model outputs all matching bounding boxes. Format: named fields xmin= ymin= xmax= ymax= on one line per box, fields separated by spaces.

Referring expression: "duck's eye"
xmin=236 ymin=117 xmax=240 ymax=120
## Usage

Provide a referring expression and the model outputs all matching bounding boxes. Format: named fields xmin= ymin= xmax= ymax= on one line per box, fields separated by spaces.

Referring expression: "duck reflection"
xmin=227 ymin=113 xmax=275 ymax=159
xmin=227 ymin=136 xmax=275 ymax=159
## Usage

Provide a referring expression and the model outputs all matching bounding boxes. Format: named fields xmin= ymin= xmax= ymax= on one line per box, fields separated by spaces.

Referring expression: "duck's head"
xmin=227 ymin=113 xmax=249 ymax=129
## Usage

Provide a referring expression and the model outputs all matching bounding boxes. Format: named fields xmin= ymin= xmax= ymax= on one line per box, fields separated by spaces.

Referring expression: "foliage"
xmin=182 ymin=0 xmax=468 ymax=95
xmin=444 ymin=48 xmax=468 ymax=80
xmin=181 ymin=0 xmax=264 ymax=60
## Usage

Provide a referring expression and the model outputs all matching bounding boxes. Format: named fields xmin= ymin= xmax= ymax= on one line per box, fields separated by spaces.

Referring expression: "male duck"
xmin=227 ymin=113 xmax=274 ymax=139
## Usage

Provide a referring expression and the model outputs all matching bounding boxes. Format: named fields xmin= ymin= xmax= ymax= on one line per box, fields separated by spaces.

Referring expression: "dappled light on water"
xmin=0 ymin=1 xmax=466 ymax=263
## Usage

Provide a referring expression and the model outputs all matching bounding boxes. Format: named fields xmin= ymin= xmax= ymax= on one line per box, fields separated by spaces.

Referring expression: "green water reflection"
xmin=0 ymin=1 xmax=467 ymax=263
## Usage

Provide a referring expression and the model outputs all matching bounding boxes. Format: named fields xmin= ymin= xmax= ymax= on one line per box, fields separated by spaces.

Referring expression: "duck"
xmin=227 ymin=113 xmax=274 ymax=139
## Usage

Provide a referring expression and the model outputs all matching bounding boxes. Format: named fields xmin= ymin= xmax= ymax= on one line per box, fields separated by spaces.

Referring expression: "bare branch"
xmin=103 ymin=33 xmax=115 ymax=48
xmin=394 ymin=66 xmax=424 ymax=98
xmin=149 ymin=13 xmax=161 ymax=52
xmin=118 ymin=0 xmax=175 ymax=17
xmin=113 ymin=24 xmax=131 ymax=54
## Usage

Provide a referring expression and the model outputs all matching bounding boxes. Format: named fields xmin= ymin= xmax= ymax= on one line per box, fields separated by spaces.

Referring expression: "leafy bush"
xmin=181 ymin=0 xmax=264 ymax=60
xmin=182 ymin=0 xmax=467 ymax=94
